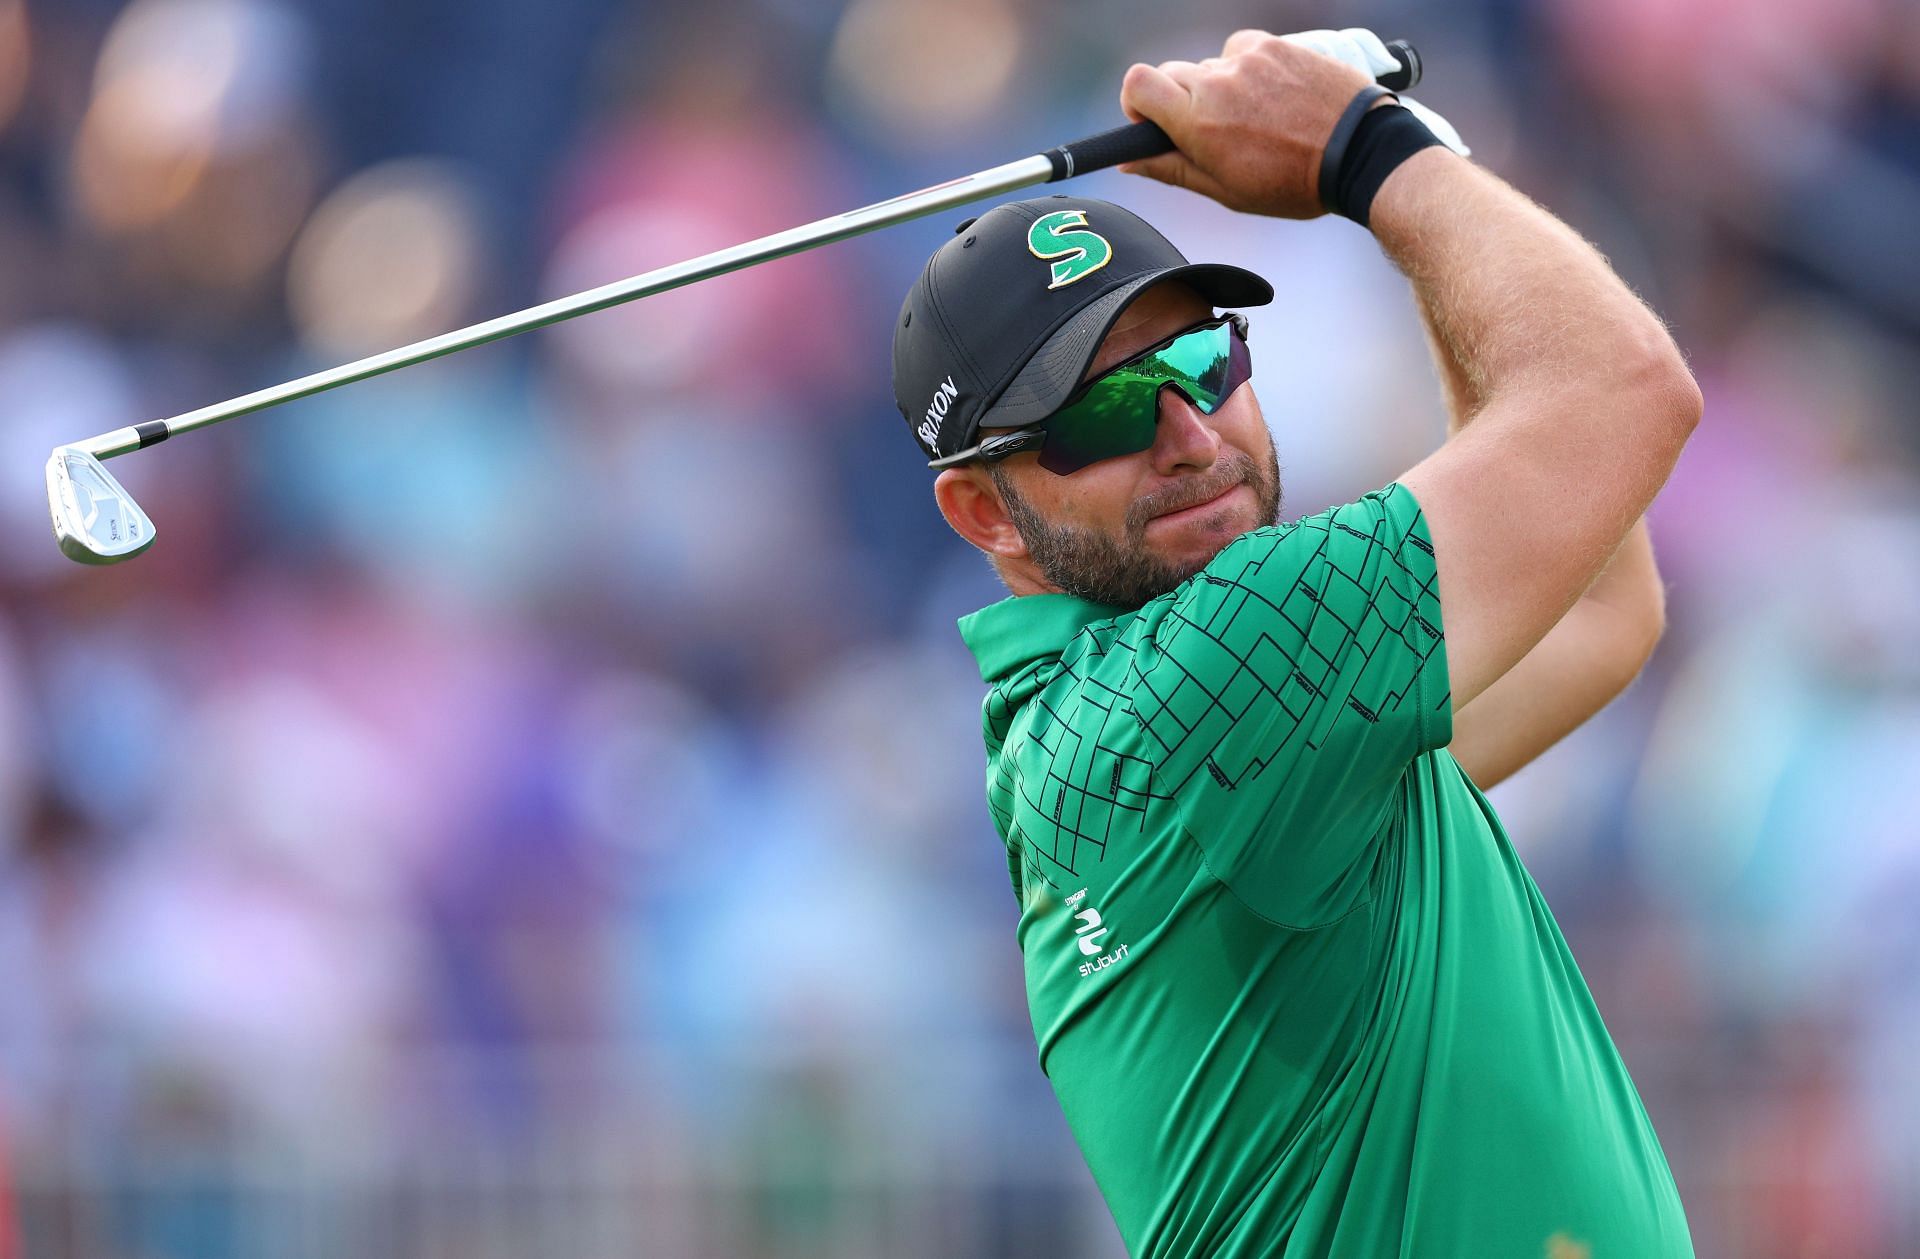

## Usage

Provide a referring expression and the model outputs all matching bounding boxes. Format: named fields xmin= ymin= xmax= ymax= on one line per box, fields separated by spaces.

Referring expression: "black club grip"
xmin=1044 ymin=121 xmax=1173 ymax=181
xmin=1043 ymin=38 xmax=1421 ymax=182
xmin=1379 ymin=39 xmax=1421 ymax=92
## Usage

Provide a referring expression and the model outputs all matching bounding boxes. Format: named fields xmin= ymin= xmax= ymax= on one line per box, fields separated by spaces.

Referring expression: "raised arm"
xmin=1412 ymin=293 xmax=1670 ymax=787
xmin=1373 ymin=149 xmax=1696 ymax=711
xmin=1119 ymin=33 xmax=1701 ymax=716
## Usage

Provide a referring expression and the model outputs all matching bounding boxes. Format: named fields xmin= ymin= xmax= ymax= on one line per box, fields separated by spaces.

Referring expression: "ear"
xmin=934 ymin=467 xmax=1029 ymax=560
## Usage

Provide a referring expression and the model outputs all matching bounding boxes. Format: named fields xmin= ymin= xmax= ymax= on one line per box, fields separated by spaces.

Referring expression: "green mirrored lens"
xmin=1037 ymin=321 xmax=1240 ymax=475
xmin=1139 ymin=321 xmax=1234 ymax=408
xmin=1036 ymin=374 xmax=1159 ymax=474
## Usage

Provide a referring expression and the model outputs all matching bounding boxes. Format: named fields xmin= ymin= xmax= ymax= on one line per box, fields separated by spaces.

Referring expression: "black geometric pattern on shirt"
xmin=1131 ymin=509 xmax=1443 ymax=797
xmin=987 ymin=619 xmax=1169 ymax=889
xmin=983 ymin=500 xmax=1444 ymax=889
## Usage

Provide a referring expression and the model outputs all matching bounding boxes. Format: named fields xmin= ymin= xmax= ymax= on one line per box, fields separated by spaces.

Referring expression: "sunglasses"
xmin=931 ymin=314 xmax=1252 ymax=476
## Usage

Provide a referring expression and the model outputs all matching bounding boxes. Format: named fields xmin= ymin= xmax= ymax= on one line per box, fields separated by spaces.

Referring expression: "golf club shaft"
xmin=72 ymin=40 xmax=1419 ymax=462
xmin=74 ymin=155 xmax=1055 ymax=460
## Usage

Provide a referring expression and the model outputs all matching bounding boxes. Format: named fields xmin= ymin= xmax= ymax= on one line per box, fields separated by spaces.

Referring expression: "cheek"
xmin=1052 ymin=468 xmax=1141 ymax=529
xmin=1220 ymin=393 xmax=1269 ymax=455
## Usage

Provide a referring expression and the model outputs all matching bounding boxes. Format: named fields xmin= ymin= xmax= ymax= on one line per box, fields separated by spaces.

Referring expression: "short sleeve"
xmin=1125 ymin=482 xmax=1450 ymax=926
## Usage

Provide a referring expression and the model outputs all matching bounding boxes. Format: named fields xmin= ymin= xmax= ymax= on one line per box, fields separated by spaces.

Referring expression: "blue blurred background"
xmin=1 ymin=0 xmax=1916 ymax=1255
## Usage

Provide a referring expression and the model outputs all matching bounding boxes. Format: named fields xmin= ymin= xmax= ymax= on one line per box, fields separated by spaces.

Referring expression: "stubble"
xmin=993 ymin=443 xmax=1282 ymax=609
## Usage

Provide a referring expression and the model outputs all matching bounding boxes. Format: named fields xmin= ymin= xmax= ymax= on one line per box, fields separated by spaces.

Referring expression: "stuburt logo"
xmin=1027 ymin=210 xmax=1113 ymax=290
xmin=1073 ymin=906 xmax=1108 ymax=955
xmin=917 ymin=375 xmax=959 ymax=449
xmin=1065 ymin=888 xmax=1130 ymax=978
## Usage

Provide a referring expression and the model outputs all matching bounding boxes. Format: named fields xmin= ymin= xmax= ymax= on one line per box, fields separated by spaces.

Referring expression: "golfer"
xmin=891 ymin=29 xmax=1701 ymax=1259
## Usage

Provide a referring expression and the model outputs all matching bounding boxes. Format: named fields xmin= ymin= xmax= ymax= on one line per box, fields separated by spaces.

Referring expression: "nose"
xmin=1149 ymin=386 xmax=1223 ymax=475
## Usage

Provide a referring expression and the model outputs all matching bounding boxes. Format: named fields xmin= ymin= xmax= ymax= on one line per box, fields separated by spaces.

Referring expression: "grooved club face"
xmin=47 ymin=447 xmax=155 ymax=564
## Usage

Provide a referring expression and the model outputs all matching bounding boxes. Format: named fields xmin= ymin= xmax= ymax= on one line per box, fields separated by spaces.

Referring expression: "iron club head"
xmin=47 ymin=445 xmax=156 ymax=564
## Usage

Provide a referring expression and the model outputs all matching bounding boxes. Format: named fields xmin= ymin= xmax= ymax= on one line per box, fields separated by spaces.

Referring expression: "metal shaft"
xmin=77 ymin=154 xmax=1057 ymax=461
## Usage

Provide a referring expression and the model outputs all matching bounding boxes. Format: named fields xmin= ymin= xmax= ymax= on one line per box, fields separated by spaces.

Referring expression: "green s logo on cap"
xmin=1028 ymin=210 xmax=1112 ymax=290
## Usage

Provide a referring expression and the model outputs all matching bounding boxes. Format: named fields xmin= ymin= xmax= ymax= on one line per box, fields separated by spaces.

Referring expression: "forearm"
xmin=1382 ymin=150 xmax=1698 ymax=704
xmin=1414 ymin=284 xmax=1481 ymax=431
xmin=1410 ymin=236 xmax=1669 ymax=784
xmin=1379 ymin=149 xmax=1697 ymax=582
xmin=1374 ymin=149 xmax=1690 ymax=426
xmin=1412 ymin=277 xmax=1662 ymax=622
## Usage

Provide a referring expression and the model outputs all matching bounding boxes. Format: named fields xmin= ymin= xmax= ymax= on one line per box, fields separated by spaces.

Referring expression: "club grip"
xmin=1043 ymin=120 xmax=1173 ymax=181
xmin=1043 ymin=38 xmax=1421 ymax=181
xmin=1380 ymin=39 xmax=1421 ymax=92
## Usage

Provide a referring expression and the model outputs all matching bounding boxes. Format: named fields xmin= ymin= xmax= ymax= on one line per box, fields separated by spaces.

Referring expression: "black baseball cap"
xmin=892 ymin=195 xmax=1273 ymax=467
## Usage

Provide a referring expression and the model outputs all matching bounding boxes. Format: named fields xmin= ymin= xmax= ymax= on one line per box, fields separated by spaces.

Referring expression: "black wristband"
xmin=1324 ymin=100 xmax=1445 ymax=228
xmin=1317 ymin=84 xmax=1393 ymax=212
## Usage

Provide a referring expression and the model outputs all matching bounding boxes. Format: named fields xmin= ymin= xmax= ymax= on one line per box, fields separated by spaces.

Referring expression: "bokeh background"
xmin=0 ymin=0 xmax=1916 ymax=1255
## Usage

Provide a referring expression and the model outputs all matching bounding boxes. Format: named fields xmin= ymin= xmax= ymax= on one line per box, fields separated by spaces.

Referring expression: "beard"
xmin=992 ymin=442 xmax=1282 ymax=609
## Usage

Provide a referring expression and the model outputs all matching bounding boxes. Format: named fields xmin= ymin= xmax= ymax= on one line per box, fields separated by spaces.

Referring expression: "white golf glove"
xmin=1281 ymin=27 xmax=1470 ymax=157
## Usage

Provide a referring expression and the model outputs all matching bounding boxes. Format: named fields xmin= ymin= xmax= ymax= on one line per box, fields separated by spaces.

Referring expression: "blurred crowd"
xmin=0 ymin=0 xmax=1916 ymax=1255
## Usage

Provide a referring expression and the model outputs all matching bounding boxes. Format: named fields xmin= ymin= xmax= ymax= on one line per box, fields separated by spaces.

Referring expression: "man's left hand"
xmin=1280 ymin=28 xmax=1471 ymax=157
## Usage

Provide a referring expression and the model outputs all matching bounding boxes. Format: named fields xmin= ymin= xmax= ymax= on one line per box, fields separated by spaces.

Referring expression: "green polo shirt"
xmin=958 ymin=483 xmax=1692 ymax=1259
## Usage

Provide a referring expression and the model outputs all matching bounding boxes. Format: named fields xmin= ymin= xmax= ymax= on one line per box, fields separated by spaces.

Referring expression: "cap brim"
xmin=975 ymin=263 xmax=1273 ymax=431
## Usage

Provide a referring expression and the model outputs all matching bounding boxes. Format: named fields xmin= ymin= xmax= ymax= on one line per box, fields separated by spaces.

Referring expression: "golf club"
xmin=46 ymin=41 xmax=1420 ymax=565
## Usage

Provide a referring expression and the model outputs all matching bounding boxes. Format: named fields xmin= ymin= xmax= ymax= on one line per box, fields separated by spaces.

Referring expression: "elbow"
xmin=1626 ymin=327 xmax=1704 ymax=442
xmin=1655 ymin=352 xmax=1704 ymax=438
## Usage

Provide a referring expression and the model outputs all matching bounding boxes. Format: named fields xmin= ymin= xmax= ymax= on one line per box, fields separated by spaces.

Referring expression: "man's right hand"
xmin=1117 ymin=29 xmax=1375 ymax=219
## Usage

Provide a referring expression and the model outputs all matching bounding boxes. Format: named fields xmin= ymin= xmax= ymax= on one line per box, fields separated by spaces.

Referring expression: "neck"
xmin=997 ymin=558 xmax=1059 ymax=598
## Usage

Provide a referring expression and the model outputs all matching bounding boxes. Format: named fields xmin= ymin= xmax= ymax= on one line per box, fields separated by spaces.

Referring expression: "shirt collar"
xmin=957 ymin=593 xmax=1130 ymax=684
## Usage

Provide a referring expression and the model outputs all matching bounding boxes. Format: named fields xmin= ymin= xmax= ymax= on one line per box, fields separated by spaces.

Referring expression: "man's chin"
xmin=1141 ymin=486 xmax=1262 ymax=557
xmin=1131 ymin=532 xmax=1254 ymax=601
xmin=1145 ymin=542 xmax=1232 ymax=595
